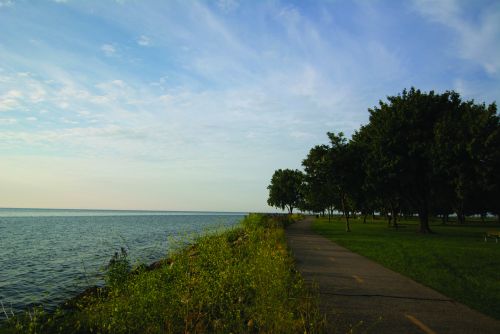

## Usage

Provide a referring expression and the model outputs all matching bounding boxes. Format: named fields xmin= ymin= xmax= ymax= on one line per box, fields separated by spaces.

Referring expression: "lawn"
xmin=312 ymin=216 xmax=500 ymax=320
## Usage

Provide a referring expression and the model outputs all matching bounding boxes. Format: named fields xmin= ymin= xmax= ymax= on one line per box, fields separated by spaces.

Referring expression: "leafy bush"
xmin=105 ymin=247 xmax=131 ymax=290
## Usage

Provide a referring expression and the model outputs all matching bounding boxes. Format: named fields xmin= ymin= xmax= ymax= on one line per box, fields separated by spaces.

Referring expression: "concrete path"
xmin=285 ymin=218 xmax=500 ymax=334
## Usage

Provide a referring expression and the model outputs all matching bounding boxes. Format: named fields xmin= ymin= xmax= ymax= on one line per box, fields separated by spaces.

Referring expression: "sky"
xmin=0 ymin=0 xmax=499 ymax=212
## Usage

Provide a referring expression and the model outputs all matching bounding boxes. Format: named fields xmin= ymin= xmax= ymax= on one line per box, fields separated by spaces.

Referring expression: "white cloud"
xmin=26 ymin=116 xmax=37 ymax=121
xmin=111 ymin=79 xmax=125 ymax=87
xmin=137 ymin=35 xmax=151 ymax=46
xmin=289 ymin=64 xmax=319 ymax=97
xmin=0 ymin=89 xmax=23 ymax=111
xmin=29 ymin=39 xmax=43 ymax=46
xmin=278 ymin=5 xmax=301 ymax=25
xmin=100 ymin=43 xmax=116 ymax=56
xmin=413 ymin=0 xmax=500 ymax=75
xmin=0 ymin=117 xmax=17 ymax=125
xmin=4 ymin=89 xmax=21 ymax=98
xmin=6 ymin=0 xmax=498 ymax=211
xmin=58 ymin=101 xmax=70 ymax=109
xmin=29 ymin=84 xmax=46 ymax=102
xmin=217 ymin=0 xmax=238 ymax=13
xmin=0 ymin=0 xmax=13 ymax=8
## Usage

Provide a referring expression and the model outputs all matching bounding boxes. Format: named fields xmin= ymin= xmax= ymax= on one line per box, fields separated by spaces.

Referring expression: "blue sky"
xmin=0 ymin=0 xmax=499 ymax=212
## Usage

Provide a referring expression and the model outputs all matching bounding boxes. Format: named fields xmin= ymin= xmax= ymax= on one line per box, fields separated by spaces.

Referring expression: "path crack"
xmin=321 ymin=292 xmax=454 ymax=302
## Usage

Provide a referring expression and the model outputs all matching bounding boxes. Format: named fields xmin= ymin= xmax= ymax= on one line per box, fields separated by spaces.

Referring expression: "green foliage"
xmin=3 ymin=214 xmax=324 ymax=333
xmin=301 ymin=132 xmax=362 ymax=230
xmin=267 ymin=169 xmax=305 ymax=214
xmin=105 ymin=247 xmax=131 ymax=290
xmin=282 ymin=87 xmax=499 ymax=232
xmin=313 ymin=216 xmax=500 ymax=320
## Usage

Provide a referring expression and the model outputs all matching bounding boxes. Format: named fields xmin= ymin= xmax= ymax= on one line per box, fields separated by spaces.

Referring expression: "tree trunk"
xmin=387 ymin=213 xmax=392 ymax=227
xmin=390 ymin=203 xmax=398 ymax=229
xmin=392 ymin=210 xmax=398 ymax=230
xmin=456 ymin=202 xmax=465 ymax=224
xmin=345 ymin=210 xmax=351 ymax=232
xmin=418 ymin=208 xmax=432 ymax=233
xmin=288 ymin=206 xmax=293 ymax=215
xmin=457 ymin=212 xmax=465 ymax=224
xmin=341 ymin=195 xmax=351 ymax=232
xmin=363 ymin=214 xmax=367 ymax=224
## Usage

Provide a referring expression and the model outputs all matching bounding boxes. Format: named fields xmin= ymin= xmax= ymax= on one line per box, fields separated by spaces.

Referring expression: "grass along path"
xmin=312 ymin=216 xmax=500 ymax=320
xmin=3 ymin=214 xmax=325 ymax=334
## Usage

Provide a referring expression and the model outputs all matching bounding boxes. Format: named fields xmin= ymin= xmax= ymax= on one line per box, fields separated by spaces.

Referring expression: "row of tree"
xmin=267 ymin=88 xmax=499 ymax=233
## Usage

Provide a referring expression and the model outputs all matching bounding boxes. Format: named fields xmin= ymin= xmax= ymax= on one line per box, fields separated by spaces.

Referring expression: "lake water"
xmin=0 ymin=208 xmax=246 ymax=319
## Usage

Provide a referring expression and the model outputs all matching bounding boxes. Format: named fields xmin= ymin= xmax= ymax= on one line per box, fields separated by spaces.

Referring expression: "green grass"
xmin=3 ymin=214 xmax=325 ymax=333
xmin=313 ymin=216 xmax=500 ymax=320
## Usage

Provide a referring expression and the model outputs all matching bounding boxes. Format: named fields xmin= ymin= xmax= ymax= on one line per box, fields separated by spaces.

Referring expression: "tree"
xmin=356 ymin=119 xmax=405 ymax=229
xmin=301 ymin=133 xmax=357 ymax=231
xmin=267 ymin=169 xmax=304 ymax=214
xmin=326 ymin=132 xmax=356 ymax=232
xmin=365 ymin=88 xmax=456 ymax=233
xmin=349 ymin=129 xmax=378 ymax=224
xmin=271 ymin=87 xmax=499 ymax=230
xmin=302 ymin=144 xmax=338 ymax=220
xmin=433 ymin=100 xmax=499 ymax=222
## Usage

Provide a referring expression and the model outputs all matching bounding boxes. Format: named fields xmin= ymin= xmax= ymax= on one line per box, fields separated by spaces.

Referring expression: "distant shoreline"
xmin=0 ymin=207 xmax=250 ymax=215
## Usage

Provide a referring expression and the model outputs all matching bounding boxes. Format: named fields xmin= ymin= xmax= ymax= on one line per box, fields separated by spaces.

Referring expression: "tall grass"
xmin=3 ymin=214 xmax=325 ymax=333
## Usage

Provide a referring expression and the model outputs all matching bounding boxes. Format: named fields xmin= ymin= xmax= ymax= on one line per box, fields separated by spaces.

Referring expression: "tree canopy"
xmin=268 ymin=88 xmax=499 ymax=233
xmin=267 ymin=169 xmax=304 ymax=214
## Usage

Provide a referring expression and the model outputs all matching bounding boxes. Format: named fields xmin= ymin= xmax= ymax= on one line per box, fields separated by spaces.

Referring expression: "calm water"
xmin=0 ymin=208 xmax=245 ymax=319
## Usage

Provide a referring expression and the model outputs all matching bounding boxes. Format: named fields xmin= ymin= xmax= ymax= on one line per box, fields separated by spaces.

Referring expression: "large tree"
xmin=433 ymin=99 xmax=499 ymax=222
xmin=365 ymin=88 xmax=456 ymax=233
xmin=326 ymin=132 xmax=357 ymax=232
xmin=349 ymin=129 xmax=378 ymax=224
xmin=302 ymin=144 xmax=338 ymax=220
xmin=302 ymin=133 xmax=357 ymax=231
xmin=267 ymin=169 xmax=304 ymax=214
xmin=270 ymin=87 xmax=499 ymax=230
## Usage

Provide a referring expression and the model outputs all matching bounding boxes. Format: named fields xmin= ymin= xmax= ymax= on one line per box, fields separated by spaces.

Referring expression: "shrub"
xmin=105 ymin=247 xmax=131 ymax=290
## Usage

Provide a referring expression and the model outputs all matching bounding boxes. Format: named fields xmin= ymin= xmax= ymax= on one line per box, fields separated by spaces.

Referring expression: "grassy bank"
xmin=3 ymin=214 xmax=324 ymax=333
xmin=313 ymin=216 xmax=500 ymax=320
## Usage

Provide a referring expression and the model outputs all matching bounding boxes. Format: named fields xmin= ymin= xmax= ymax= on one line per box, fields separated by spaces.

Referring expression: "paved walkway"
xmin=285 ymin=217 xmax=500 ymax=333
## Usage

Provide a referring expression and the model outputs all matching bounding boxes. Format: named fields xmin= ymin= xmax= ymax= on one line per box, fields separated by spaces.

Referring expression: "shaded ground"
xmin=285 ymin=217 xmax=500 ymax=333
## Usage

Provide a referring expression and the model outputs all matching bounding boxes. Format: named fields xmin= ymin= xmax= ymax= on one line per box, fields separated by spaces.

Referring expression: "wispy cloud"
xmin=100 ymin=43 xmax=116 ymax=56
xmin=0 ymin=0 xmax=498 ymax=211
xmin=413 ymin=0 xmax=500 ymax=75
xmin=217 ymin=0 xmax=239 ymax=13
xmin=0 ymin=117 xmax=17 ymax=124
xmin=0 ymin=89 xmax=23 ymax=111
xmin=0 ymin=0 xmax=13 ymax=8
xmin=137 ymin=35 xmax=151 ymax=46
